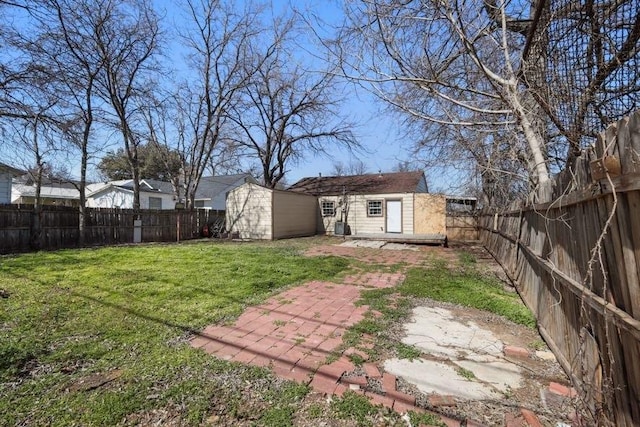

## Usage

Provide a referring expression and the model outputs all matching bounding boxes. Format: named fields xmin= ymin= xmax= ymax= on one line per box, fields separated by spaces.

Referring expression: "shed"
xmin=0 ymin=163 xmax=26 ymax=205
xmin=226 ymin=183 xmax=317 ymax=240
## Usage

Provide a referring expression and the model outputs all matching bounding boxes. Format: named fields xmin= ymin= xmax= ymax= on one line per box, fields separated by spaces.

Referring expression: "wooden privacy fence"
xmin=480 ymin=111 xmax=640 ymax=426
xmin=0 ymin=205 xmax=222 ymax=254
xmin=446 ymin=213 xmax=479 ymax=241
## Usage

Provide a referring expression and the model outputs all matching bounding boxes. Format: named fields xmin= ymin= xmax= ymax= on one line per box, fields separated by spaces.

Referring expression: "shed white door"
xmin=386 ymin=200 xmax=402 ymax=233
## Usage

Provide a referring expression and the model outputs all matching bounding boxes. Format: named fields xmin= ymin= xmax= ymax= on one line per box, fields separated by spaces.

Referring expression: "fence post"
xmin=133 ymin=219 xmax=142 ymax=243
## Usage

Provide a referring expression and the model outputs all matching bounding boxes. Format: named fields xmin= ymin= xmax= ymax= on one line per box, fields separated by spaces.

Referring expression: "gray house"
xmin=194 ymin=174 xmax=257 ymax=210
xmin=0 ymin=163 xmax=26 ymax=205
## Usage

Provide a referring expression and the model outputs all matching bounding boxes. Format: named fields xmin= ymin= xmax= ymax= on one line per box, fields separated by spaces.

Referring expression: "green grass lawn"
xmin=0 ymin=241 xmax=350 ymax=426
xmin=0 ymin=239 xmax=535 ymax=426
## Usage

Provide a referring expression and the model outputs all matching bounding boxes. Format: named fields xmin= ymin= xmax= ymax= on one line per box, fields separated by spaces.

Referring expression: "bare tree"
xmin=331 ymin=159 xmax=369 ymax=176
xmin=6 ymin=109 xmax=59 ymax=249
xmin=91 ymin=0 xmax=160 ymax=211
xmin=333 ymin=0 xmax=639 ymax=203
xmin=17 ymin=0 xmax=110 ymax=244
xmin=333 ymin=0 xmax=549 ymax=200
xmin=228 ymin=13 xmax=358 ymax=189
xmin=160 ymin=0 xmax=267 ymax=209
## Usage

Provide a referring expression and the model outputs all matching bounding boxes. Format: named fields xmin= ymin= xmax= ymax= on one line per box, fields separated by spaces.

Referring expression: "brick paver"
xmin=190 ymin=271 xmax=400 ymax=385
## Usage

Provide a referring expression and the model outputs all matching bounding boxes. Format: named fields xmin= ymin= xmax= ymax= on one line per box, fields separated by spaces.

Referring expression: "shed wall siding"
xmin=413 ymin=193 xmax=446 ymax=235
xmin=319 ymin=193 xmax=415 ymax=235
xmin=0 ymin=174 xmax=11 ymax=204
xmin=226 ymin=183 xmax=273 ymax=240
xmin=272 ymin=191 xmax=317 ymax=239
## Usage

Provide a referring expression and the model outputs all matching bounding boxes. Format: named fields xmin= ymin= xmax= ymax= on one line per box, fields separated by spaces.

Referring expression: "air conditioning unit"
xmin=335 ymin=222 xmax=350 ymax=236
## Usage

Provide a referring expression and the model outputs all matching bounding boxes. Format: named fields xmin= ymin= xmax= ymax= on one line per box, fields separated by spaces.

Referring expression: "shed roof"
xmin=288 ymin=171 xmax=426 ymax=196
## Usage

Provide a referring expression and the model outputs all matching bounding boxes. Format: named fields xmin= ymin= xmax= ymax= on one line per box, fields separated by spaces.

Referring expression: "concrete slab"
xmin=380 ymin=242 xmax=420 ymax=251
xmin=402 ymin=306 xmax=504 ymax=358
xmin=387 ymin=306 xmax=525 ymax=400
xmin=339 ymin=240 xmax=386 ymax=249
xmin=453 ymin=357 xmax=522 ymax=393
xmin=536 ymin=351 xmax=557 ymax=361
xmin=384 ymin=358 xmax=501 ymax=400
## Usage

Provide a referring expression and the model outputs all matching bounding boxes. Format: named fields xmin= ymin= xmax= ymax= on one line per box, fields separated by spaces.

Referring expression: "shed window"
xmin=367 ymin=200 xmax=383 ymax=217
xmin=194 ymin=200 xmax=206 ymax=209
xmin=149 ymin=196 xmax=162 ymax=210
xmin=321 ymin=200 xmax=335 ymax=217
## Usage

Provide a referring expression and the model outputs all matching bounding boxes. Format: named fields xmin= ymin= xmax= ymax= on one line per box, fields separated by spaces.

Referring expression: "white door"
xmin=386 ymin=200 xmax=402 ymax=233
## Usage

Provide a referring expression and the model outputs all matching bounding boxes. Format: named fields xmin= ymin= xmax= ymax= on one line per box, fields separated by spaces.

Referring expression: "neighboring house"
xmin=86 ymin=179 xmax=176 ymax=210
xmin=193 ymin=174 xmax=257 ymax=210
xmin=227 ymin=171 xmax=447 ymax=240
xmin=0 ymin=163 xmax=26 ymax=204
xmin=289 ymin=171 xmax=437 ymax=236
xmin=226 ymin=183 xmax=317 ymax=240
xmin=85 ymin=174 xmax=255 ymax=210
xmin=11 ymin=182 xmax=81 ymax=207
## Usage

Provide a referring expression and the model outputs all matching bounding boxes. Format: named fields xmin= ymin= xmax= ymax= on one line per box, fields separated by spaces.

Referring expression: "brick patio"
xmin=190 ymin=269 xmax=452 ymax=418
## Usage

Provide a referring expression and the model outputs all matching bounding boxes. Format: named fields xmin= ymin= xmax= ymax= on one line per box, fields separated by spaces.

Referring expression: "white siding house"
xmin=86 ymin=180 xmax=176 ymax=209
xmin=289 ymin=171 xmax=431 ymax=236
xmin=0 ymin=163 xmax=25 ymax=204
xmin=226 ymin=183 xmax=317 ymax=240
xmin=316 ymin=193 xmax=417 ymax=235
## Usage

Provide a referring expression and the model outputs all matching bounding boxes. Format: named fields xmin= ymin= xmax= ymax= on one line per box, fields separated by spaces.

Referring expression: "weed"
xmin=273 ymin=320 xmax=287 ymax=327
xmin=307 ymin=403 xmax=324 ymax=419
xmin=528 ymin=339 xmax=546 ymax=351
xmin=458 ymin=251 xmax=477 ymax=266
xmin=503 ymin=385 xmax=514 ymax=399
xmin=294 ymin=337 xmax=306 ymax=345
xmin=456 ymin=367 xmax=476 ymax=381
xmin=331 ymin=391 xmax=377 ymax=426
xmin=347 ymin=353 xmax=366 ymax=366
xmin=396 ymin=343 xmax=422 ymax=360
xmin=260 ymin=407 xmax=294 ymax=426
xmin=352 ymin=319 xmax=383 ymax=335
xmin=408 ymin=411 xmax=447 ymax=427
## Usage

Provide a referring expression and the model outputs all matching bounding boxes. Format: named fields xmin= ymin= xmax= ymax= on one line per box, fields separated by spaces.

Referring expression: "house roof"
xmin=87 ymin=179 xmax=175 ymax=197
xmin=194 ymin=174 xmax=255 ymax=200
xmin=288 ymin=171 xmax=426 ymax=196
xmin=12 ymin=184 xmax=79 ymax=200
xmin=86 ymin=174 xmax=256 ymax=200
xmin=0 ymin=162 xmax=26 ymax=176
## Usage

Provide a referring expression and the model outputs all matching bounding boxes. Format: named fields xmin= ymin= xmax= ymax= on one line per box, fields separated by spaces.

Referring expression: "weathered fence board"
xmin=0 ymin=205 xmax=223 ymax=254
xmin=480 ymin=111 xmax=640 ymax=426
xmin=446 ymin=214 xmax=479 ymax=241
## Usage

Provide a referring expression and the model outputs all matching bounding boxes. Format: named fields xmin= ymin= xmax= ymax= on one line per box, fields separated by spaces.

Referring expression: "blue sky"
xmin=159 ymin=0 xmax=423 ymax=186
xmin=155 ymin=0 xmax=434 ymax=186
xmin=0 ymin=0 xmax=462 ymax=193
